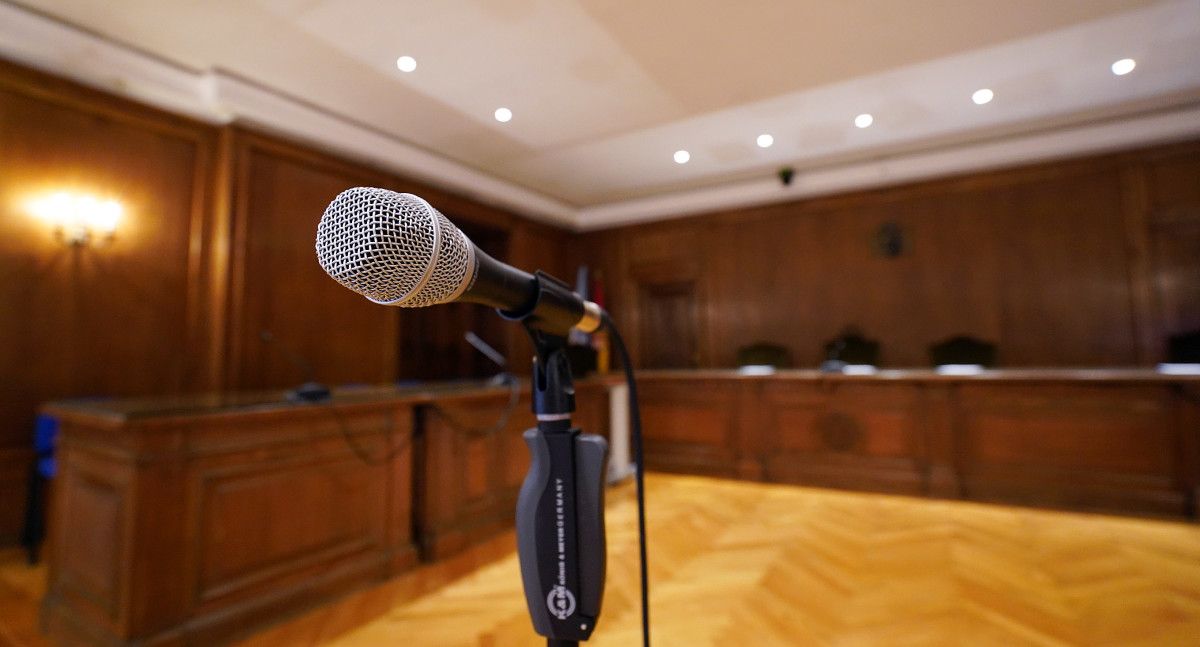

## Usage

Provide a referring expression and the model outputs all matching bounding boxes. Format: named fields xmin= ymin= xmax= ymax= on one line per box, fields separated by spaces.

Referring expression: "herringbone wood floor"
xmin=4 ymin=474 xmax=1200 ymax=646
xmin=249 ymin=474 xmax=1200 ymax=647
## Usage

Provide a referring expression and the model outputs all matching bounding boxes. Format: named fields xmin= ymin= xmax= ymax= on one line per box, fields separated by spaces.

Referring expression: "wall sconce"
xmin=27 ymin=191 xmax=123 ymax=246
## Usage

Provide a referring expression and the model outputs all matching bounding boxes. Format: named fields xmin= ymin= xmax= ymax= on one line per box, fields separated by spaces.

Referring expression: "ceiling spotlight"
xmin=972 ymin=88 xmax=994 ymax=105
xmin=396 ymin=56 xmax=417 ymax=73
xmin=756 ymin=134 xmax=774 ymax=148
xmin=673 ymin=150 xmax=690 ymax=164
xmin=494 ymin=107 xmax=512 ymax=123
xmin=854 ymin=113 xmax=874 ymax=129
xmin=1111 ymin=58 xmax=1136 ymax=76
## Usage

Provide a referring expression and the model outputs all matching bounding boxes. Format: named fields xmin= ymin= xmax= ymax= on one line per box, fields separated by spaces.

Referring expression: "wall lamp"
xmin=27 ymin=191 xmax=123 ymax=246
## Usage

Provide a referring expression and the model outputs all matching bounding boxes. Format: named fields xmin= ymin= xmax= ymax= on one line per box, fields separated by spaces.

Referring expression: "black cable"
xmin=603 ymin=313 xmax=650 ymax=647
xmin=325 ymin=401 xmax=409 ymax=466
xmin=325 ymin=372 xmax=519 ymax=466
xmin=425 ymin=372 xmax=522 ymax=438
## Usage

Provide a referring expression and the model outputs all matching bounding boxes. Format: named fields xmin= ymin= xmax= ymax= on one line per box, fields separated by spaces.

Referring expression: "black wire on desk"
xmin=327 ymin=373 xmax=521 ymax=466
xmin=603 ymin=312 xmax=651 ymax=647
xmin=325 ymin=399 xmax=407 ymax=466
xmin=425 ymin=372 xmax=522 ymax=438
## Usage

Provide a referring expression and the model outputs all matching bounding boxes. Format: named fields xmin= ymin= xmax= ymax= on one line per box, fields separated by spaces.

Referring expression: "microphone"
xmin=316 ymin=188 xmax=650 ymax=646
xmin=315 ymin=187 xmax=604 ymax=337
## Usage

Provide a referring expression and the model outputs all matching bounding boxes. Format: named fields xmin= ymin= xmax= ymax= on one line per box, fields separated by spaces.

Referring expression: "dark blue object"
xmin=22 ymin=414 xmax=58 ymax=563
xmin=33 ymin=414 xmax=58 ymax=477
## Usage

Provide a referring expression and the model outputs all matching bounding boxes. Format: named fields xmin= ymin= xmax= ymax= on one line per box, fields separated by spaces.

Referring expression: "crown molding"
xmin=2 ymin=1 xmax=1198 ymax=234
xmin=573 ymin=104 xmax=1200 ymax=231
xmin=204 ymin=72 xmax=576 ymax=225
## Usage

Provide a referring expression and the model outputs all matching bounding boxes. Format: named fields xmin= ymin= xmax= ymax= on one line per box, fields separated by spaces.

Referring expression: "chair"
xmin=822 ymin=329 xmax=880 ymax=366
xmin=929 ymin=335 xmax=997 ymax=367
xmin=736 ymin=342 xmax=793 ymax=368
xmin=20 ymin=414 xmax=58 ymax=564
xmin=1167 ymin=330 xmax=1200 ymax=363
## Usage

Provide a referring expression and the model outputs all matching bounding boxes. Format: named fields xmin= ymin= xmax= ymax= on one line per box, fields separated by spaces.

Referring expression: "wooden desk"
xmin=414 ymin=380 xmax=612 ymax=560
xmin=39 ymin=379 xmax=613 ymax=646
xmin=636 ymin=369 xmax=1200 ymax=518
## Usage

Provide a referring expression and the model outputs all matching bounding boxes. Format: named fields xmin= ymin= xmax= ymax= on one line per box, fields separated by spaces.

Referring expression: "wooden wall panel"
xmin=48 ymin=441 xmax=135 ymax=638
xmin=956 ymin=383 xmax=1185 ymax=514
xmin=1144 ymin=150 xmax=1200 ymax=347
xmin=416 ymin=390 xmax=537 ymax=560
xmin=580 ymin=142 xmax=1200 ymax=370
xmin=224 ymin=130 xmax=576 ymax=390
xmin=760 ymin=382 xmax=928 ymax=494
xmin=415 ymin=381 xmax=612 ymax=560
xmin=639 ymin=379 xmax=741 ymax=477
xmin=44 ymin=398 xmax=419 ymax=646
xmin=0 ymin=60 xmax=217 ymax=542
xmin=188 ymin=411 xmax=409 ymax=618
xmin=227 ymin=132 xmax=399 ymax=390
xmin=629 ymin=372 xmax=1198 ymax=517
xmin=995 ymin=174 xmax=1136 ymax=365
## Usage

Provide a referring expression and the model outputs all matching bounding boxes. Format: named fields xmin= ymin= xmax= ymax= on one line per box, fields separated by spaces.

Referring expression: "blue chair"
xmin=20 ymin=414 xmax=58 ymax=564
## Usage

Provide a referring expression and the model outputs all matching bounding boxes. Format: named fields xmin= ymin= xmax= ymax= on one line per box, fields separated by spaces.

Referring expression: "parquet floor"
xmin=4 ymin=474 xmax=1200 ymax=646
xmin=0 ymin=547 xmax=48 ymax=647
xmin=248 ymin=474 xmax=1200 ymax=646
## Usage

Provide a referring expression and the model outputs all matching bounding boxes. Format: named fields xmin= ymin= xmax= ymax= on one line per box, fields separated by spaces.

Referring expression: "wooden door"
xmin=638 ymin=280 xmax=699 ymax=369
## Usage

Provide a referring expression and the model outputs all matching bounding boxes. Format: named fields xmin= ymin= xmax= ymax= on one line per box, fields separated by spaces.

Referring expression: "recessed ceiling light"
xmin=854 ymin=113 xmax=874 ymax=129
xmin=1111 ymin=58 xmax=1136 ymax=76
xmin=673 ymin=150 xmax=690 ymax=164
xmin=494 ymin=107 xmax=512 ymax=123
xmin=972 ymin=88 xmax=994 ymax=105
xmin=756 ymin=134 xmax=774 ymax=148
xmin=396 ymin=56 xmax=417 ymax=73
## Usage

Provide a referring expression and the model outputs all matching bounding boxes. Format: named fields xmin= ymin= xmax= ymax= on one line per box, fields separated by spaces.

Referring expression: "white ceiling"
xmin=3 ymin=0 xmax=1200 ymax=229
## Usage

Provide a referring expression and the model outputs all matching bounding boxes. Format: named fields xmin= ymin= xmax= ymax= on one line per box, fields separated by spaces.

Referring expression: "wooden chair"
xmin=736 ymin=342 xmax=793 ymax=368
xmin=928 ymin=335 xmax=997 ymax=367
xmin=1167 ymin=329 xmax=1200 ymax=363
xmin=822 ymin=330 xmax=880 ymax=366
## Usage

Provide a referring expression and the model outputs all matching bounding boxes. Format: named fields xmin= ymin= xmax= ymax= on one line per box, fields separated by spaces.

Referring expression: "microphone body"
xmin=316 ymin=187 xmax=602 ymax=337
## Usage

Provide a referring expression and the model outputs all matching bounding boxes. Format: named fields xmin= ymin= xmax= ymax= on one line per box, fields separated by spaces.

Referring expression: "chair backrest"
xmin=823 ymin=331 xmax=880 ymax=366
xmin=929 ymin=335 xmax=997 ymax=367
xmin=736 ymin=342 xmax=793 ymax=368
xmin=1167 ymin=330 xmax=1200 ymax=363
xmin=33 ymin=414 xmax=59 ymax=478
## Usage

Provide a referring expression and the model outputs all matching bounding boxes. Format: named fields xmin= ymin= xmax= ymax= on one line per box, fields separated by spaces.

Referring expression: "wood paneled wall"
xmin=225 ymin=129 xmax=571 ymax=391
xmin=0 ymin=61 xmax=218 ymax=541
xmin=576 ymin=142 xmax=1200 ymax=370
xmin=2 ymin=55 xmax=1198 ymax=544
xmin=0 ymin=61 xmax=569 ymax=543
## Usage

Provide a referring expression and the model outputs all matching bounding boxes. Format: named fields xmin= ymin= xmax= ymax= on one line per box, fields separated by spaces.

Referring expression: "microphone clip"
xmin=500 ymin=271 xmax=589 ymax=338
xmin=526 ymin=326 xmax=576 ymax=417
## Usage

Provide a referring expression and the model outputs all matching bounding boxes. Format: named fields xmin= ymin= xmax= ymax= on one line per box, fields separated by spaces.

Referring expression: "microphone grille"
xmin=315 ymin=187 xmax=476 ymax=307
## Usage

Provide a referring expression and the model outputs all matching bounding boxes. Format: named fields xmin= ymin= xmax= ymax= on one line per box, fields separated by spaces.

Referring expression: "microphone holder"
xmin=515 ymin=324 xmax=608 ymax=647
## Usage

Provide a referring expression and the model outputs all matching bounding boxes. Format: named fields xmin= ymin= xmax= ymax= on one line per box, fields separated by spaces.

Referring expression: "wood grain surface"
xmin=240 ymin=473 xmax=1200 ymax=646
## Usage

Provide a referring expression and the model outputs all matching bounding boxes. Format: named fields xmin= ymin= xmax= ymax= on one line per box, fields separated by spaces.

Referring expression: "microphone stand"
xmin=515 ymin=325 xmax=608 ymax=647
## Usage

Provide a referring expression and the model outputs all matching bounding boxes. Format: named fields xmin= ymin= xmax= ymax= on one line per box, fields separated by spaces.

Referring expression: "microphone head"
xmin=316 ymin=187 xmax=477 ymax=307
